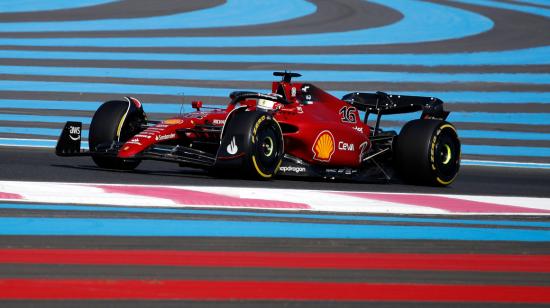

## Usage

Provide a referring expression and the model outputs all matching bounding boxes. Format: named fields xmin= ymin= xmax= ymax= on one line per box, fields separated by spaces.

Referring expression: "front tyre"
xmin=395 ymin=119 xmax=460 ymax=186
xmin=89 ymin=100 xmax=145 ymax=170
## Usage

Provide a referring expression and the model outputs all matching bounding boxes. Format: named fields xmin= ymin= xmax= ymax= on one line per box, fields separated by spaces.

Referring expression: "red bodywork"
xmin=118 ymin=80 xmax=371 ymax=168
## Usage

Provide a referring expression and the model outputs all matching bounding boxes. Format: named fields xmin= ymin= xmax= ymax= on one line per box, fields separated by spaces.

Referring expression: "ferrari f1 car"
xmin=56 ymin=72 xmax=460 ymax=186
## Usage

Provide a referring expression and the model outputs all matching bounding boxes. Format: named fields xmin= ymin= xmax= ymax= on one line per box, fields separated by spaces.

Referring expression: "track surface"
xmin=2 ymin=147 xmax=550 ymax=197
xmin=1 ymin=0 xmax=550 ymax=306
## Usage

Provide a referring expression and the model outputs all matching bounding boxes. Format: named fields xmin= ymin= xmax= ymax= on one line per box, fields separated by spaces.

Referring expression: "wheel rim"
xmin=262 ymin=136 xmax=274 ymax=157
xmin=440 ymin=143 xmax=452 ymax=165
xmin=434 ymin=127 xmax=460 ymax=182
xmin=254 ymin=122 xmax=282 ymax=173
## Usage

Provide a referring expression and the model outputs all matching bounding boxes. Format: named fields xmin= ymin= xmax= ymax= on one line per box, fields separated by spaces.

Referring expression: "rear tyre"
xmin=219 ymin=111 xmax=284 ymax=179
xmin=394 ymin=119 xmax=460 ymax=186
xmin=89 ymin=100 xmax=144 ymax=170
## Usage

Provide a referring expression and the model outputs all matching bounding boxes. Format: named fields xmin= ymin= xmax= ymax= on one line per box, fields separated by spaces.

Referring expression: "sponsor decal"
xmin=164 ymin=119 xmax=184 ymax=125
xmin=253 ymin=115 xmax=266 ymax=137
xmin=338 ymin=141 xmax=355 ymax=151
xmin=213 ymin=119 xmax=225 ymax=125
xmin=135 ymin=134 xmax=152 ymax=139
xmin=155 ymin=133 xmax=176 ymax=141
xmin=127 ymin=138 xmax=141 ymax=145
xmin=339 ymin=106 xmax=357 ymax=123
xmin=291 ymin=87 xmax=297 ymax=97
xmin=312 ymin=130 xmax=335 ymax=162
xmin=68 ymin=125 xmax=80 ymax=141
xmin=279 ymin=166 xmax=306 ymax=173
xmin=352 ymin=126 xmax=363 ymax=133
xmin=226 ymin=136 xmax=238 ymax=155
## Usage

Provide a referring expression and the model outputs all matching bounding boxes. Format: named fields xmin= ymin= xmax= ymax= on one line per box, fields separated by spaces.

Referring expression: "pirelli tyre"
xmin=395 ymin=119 xmax=460 ymax=186
xmin=89 ymin=100 xmax=145 ymax=170
xmin=217 ymin=111 xmax=284 ymax=179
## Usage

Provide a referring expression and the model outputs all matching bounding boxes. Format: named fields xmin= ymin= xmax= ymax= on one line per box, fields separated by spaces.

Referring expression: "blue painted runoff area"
xmin=0 ymin=81 xmax=548 ymax=103
xmin=0 ymin=0 xmax=114 ymax=13
xmin=0 ymin=0 xmax=316 ymax=32
xmin=1 ymin=47 xmax=549 ymax=66
xmin=1 ymin=202 xmax=549 ymax=228
xmin=0 ymin=0 xmax=493 ymax=47
xmin=1 ymin=111 xmax=548 ymax=126
xmin=2 ymin=66 xmax=549 ymax=84
xmin=0 ymin=217 xmax=548 ymax=241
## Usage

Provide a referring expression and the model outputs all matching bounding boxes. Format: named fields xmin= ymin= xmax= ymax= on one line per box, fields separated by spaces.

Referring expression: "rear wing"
xmin=342 ymin=91 xmax=450 ymax=135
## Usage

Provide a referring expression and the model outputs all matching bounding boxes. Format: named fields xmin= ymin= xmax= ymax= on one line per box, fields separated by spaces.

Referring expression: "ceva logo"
xmin=312 ymin=130 xmax=335 ymax=162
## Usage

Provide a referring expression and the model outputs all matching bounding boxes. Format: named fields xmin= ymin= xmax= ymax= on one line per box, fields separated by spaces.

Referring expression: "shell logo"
xmin=312 ymin=130 xmax=335 ymax=162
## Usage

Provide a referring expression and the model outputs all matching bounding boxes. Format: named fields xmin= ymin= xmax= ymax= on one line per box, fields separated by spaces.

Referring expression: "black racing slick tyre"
xmin=88 ymin=100 xmax=145 ymax=170
xmin=217 ymin=111 xmax=284 ymax=179
xmin=395 ymin=119 xmax=460 ymax=186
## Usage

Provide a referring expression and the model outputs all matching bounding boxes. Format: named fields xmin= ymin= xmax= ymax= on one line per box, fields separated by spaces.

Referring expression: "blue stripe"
xmin=454 ymin=0 xmax=550 ymax=17
xmin=463 ymin=145 xmax=550 ymax=157
xmin=383 ymin=127 xmax=550 ymax=141
xmin=462 ymin=159 xmax=550 ymax=169
xmin=2 ymin=66 xmax=549 ymax=84
xmin=0 ymin=0 xmax=115 ymax=13
xmin=0 ymin=0 xmax=492 ymax=47
xmin=383 ymin=112 xmax=550 ymax=125
xmin=0 ymin=100 xmax=191 ymax=114
xmin=0 ymin=127 xmax=89 ymax=138
xmin=1 ymin=202 xmax=548 ymax=228
xmin=0 ymin=80 xmax=548 ymax=103
xmin=0 ymin=114 xmax=91 ymax=124
xmin=0 ymin=138 xmax=88 ymax=149
xmin=2 ymin=112 xmax=547 ymax=126
xmin=1 ymin=47 xmax=549 ymax=66
xmin=0 ymin=0 xmax=315 ymax=32
xmin=0 ymin=217 xmax=547 ymax=241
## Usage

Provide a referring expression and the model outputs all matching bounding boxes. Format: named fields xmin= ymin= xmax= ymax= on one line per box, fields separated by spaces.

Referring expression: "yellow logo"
xmin=312 ymin=130 xmax=335 ymax=162
xmin=164 ymin=118 xmax=184 ymax=125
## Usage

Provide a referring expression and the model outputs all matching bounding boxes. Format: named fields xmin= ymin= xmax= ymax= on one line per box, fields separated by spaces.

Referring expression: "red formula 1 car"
xmin=56 ymin=72 xmax=460 ymax=186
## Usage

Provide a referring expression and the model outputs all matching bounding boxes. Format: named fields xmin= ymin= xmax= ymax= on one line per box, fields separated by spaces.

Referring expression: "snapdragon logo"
xmin=279 ymin=166 xmax=306 ymax=173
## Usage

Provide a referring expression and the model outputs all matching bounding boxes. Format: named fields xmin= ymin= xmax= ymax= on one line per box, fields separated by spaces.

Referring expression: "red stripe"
xmin=1 ymin=279 xmax=549 ymax=302
xmin=1 ymin=249 xmax=549 ymax=273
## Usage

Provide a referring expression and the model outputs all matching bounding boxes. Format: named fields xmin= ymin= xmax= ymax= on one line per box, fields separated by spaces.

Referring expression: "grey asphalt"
xmin=2 ymin=147 xmax=550 ymax=197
